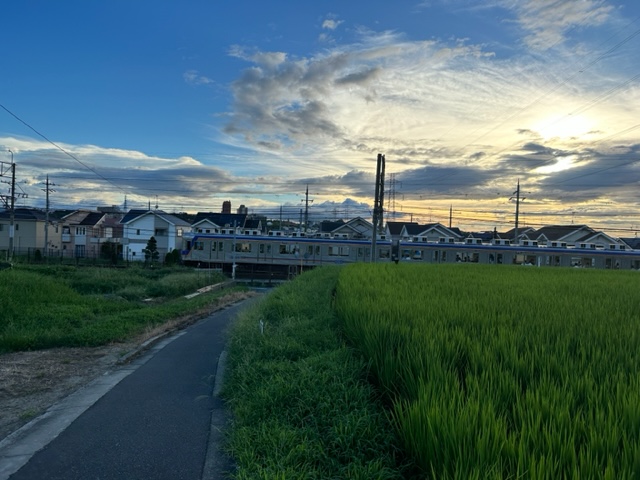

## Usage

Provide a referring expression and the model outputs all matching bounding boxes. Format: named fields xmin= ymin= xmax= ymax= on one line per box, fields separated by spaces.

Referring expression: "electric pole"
xmin=9 ymin=152 xmax=15 ymax=260
xmin=303 ymin=184 xmax=313 ymax=232
xmin=42 ymin=175 xmax=57 ymax=257
xmin=511 ymin=179 xmax=521 ymax=244
xmin=371 ymin=153 xmax=385 ymax=262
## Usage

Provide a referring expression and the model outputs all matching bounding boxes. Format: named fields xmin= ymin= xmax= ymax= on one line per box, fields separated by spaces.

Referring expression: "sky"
xmin=1 ymin=0 xmax=640 ymax=236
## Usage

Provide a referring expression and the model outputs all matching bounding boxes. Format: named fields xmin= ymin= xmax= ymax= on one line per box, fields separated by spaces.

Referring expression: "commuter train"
xmin=183 ymin=231 xmax=640 ymax=279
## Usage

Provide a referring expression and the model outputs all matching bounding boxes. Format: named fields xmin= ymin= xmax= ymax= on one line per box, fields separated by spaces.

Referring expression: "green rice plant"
xmin=335 ymin=263 xmax=640 ymax=478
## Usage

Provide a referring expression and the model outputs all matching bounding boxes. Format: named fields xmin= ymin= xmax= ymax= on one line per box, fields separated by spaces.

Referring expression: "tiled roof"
xmin=0 ymin=208 xmax=47 ymax=221
xmin=193 ymin=212 xmax=247 ymax=227
xmin=78 ymin=212 xmax=105 ymax=226
xmin=387 ymin=221 xmax=416 ymax=235
xmin=534 ymin=225 xmax=593 ymax=241
xmin=120 ymin=209 xmax=150 ymax=224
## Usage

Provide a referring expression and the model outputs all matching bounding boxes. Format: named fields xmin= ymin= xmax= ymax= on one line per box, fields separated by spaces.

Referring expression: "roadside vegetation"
xmin=223 ymin=266 xmax=415 ymax=479
xmin=0 ymin=265 xmax=231 ymax=353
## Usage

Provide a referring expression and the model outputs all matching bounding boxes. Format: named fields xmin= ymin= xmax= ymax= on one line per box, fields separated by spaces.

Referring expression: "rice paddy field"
xmin=335 ymin=263 xmax=640 ymax=479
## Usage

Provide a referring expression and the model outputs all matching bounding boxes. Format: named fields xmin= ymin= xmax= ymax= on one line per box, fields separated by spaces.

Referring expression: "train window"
xmin=195 ymin=241 xmax=204 ymax=251
xmin=267 ymin=244 xmax=272 ymax=254
xmin=379 ymin=249 xmax=390 ymax=259
xmin=307 ymin=245 xmax=313 ymax=255
xmin=259 ymin=243 xmax=265 ymax=254
xmin=218 ymin=242 xmax=223 ymax=252
xmin=413 ymin=250 xmax=422 ymax=260
xmin=279 ymin=244 xmax=296 ymax=254
xmin=329 ymin=246 xmax=350 ymax=256
xmin=211 ymin=242 xmax=216 ymax=251
xmin=315 ymin=246 xmax=321 ymax=256
xmin=235 ymin=242 xmax=252 ymax=253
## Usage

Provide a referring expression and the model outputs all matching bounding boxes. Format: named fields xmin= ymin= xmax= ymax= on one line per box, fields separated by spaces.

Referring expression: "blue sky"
xmin=1 ymin=0 xmax=640 ymax=235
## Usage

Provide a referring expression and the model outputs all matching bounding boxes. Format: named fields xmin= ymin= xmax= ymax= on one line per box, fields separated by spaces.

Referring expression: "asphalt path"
xmin=4 ymin=299 xmax=255 ymax=480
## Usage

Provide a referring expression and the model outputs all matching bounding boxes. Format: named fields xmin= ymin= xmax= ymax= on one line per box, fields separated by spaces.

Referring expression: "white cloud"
xmin=183 ymin=69 xmax=213 ymax=86
xmin=322 ymin=18 xmax=343 ymax=31
xmin=506 ymin=0 xmax=614 ymax=50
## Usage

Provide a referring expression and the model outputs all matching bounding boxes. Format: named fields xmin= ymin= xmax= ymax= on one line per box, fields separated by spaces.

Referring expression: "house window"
xmin=15 ymin=224 xmax=19 ymax=231
xmin=104 ymin=227 xmax=113 ymax=238
xmin=136 ymin=229 xmax=141 ymax=235
xmin=155 ymin=229 xmax=167 ymax=236
xmin=75 ymin=227 xmax=86 ymax=235
xmin=75 ymin=245 xmax=85 ymax=257
xmin=177 ymin=228 xmax=183 ymax=237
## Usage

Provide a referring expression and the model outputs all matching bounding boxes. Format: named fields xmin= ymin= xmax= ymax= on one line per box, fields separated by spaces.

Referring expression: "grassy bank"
xmin=223 ymin=266 xmax=413 ymax=479
xmin=0 ymin=265 xmax=232 ymax=353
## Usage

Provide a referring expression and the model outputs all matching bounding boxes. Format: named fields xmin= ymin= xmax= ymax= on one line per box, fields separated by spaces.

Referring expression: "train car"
xmin=183 ymin=232 xmax=393 ymax=279
xmin=182 ymin=231 xmax=640 ymax=279
xmin=396 ymin=239 xmax=640 ymax=270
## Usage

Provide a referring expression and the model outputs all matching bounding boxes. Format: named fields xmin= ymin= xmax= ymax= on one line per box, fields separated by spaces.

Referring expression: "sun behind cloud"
xmin=534 ymin=113 xmax=595 ymax=142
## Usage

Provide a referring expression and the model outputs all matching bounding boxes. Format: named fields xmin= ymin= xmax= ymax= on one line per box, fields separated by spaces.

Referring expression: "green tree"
xmin=143 ymin=236 xmax=160 ymax=265
xmin=164 ymin=248 xmax=181 ymax=266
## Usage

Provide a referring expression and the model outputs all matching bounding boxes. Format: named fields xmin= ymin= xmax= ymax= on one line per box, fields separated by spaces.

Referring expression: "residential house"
xmin=191 ymin=212 xmax=248 ymax=234
xmin=500 ymin=227 xmax=537 ymax=243
xmin=0 ymin=208 xmax=61 ymax=256
xmin=121 ymin=210 xmax=192 ymax=261
xmin=533 ymin=225 xmax=627 ymax=249
xmin=59 ymin=209 xmax=124 ymax=258
xmin=400 ymin=223 xmax=464 ymax=243
xmin=384 ymin=221 xmax=417 ymax=242
xmin=315 ymin=217 xmax=373 ymax=239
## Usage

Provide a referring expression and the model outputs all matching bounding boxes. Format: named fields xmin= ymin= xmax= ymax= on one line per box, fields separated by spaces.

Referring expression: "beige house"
xmin=0 ymin=208 xmax=62 ymax=257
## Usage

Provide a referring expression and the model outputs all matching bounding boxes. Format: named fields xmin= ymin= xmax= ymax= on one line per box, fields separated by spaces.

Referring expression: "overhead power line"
xmin=0 ymin=102 xmax=128 ymax=195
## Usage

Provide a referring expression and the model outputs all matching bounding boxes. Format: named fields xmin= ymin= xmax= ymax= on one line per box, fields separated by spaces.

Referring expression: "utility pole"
xmin=371 ymin=153 xmax=385 ymax=262
xmin=42 ymin=175 xmax=56 ymax=257
xmin=303 ymin=184 xmax=313 ymax=232
xmin=511 ymin=179 xmax=521 ymax=244
xmin=8 ymin=150 xmax=15 ymax=260
xmin=449 ymin=205 xmax=453 ymax=229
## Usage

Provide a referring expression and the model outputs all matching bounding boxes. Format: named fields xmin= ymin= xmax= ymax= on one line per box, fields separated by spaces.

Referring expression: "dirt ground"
xmin=0 ymin=290 xmax=255 ymax=441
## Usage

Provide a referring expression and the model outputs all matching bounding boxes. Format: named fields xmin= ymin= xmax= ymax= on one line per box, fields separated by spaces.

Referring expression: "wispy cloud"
xmin=183 ymin=69 xmax=214 ymax=86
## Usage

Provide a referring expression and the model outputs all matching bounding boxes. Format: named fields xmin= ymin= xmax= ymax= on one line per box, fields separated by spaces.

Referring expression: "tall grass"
xmin=0 ymin=266 xmax=230 ymax=352
xmin=335 ymin=263 xmax=640 ymax=478
xmin=223 ymin=267 xmax=414 ymax=479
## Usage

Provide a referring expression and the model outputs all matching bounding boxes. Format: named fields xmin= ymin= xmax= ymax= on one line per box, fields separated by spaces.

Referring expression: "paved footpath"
xmin=0 ymin=299 xmax=256 ymax=480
